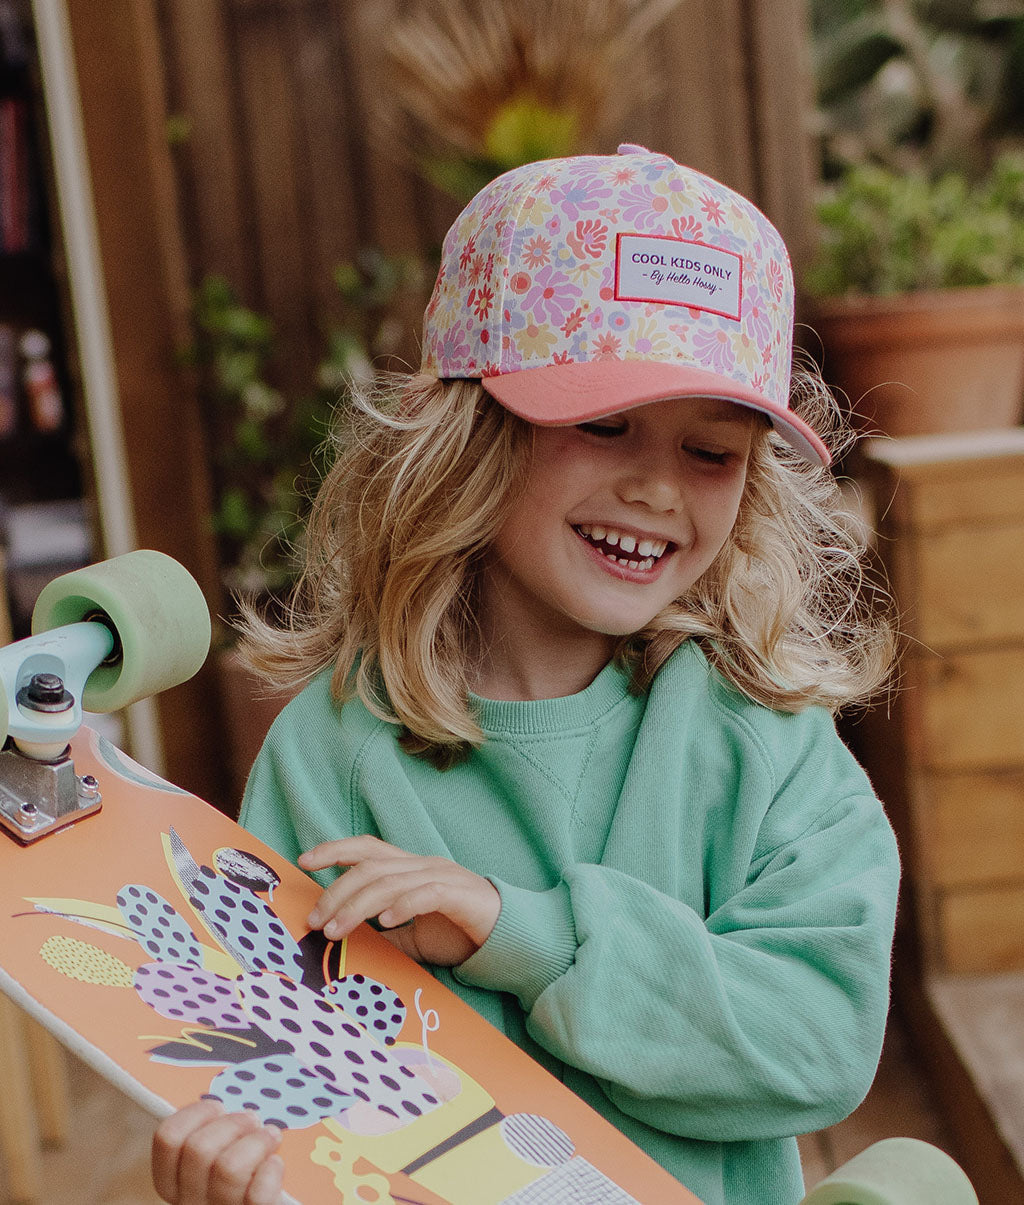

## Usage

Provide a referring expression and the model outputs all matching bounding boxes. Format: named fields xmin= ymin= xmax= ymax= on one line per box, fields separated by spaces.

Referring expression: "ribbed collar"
xmin=469 ymin=659 xmax=635 ymax=736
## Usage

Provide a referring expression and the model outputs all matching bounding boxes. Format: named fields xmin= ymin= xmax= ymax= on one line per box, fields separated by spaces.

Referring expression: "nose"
xmin=615 ymin=444 xmax=685 ymax=513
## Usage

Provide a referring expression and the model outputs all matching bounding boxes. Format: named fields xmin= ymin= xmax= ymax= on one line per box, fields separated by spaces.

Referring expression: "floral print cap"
xmin=421 ymin=144 xmax=829 ymax=465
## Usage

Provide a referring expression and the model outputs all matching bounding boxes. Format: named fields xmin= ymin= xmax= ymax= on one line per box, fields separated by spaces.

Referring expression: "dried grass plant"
xmin=363 ymin=0 xmax=684 ymax=198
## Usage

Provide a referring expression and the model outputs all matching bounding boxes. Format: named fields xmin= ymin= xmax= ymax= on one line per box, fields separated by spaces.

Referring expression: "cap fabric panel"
xmin=421 ymin=145 xmax=829 ymax=466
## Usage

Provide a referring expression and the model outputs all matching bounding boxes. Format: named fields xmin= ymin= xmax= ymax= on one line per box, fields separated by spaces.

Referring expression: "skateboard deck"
xmin=0 ymin=724 xmax=697 ymax=1205
xmin=0 ymin=552 xmax=981 ymax=1205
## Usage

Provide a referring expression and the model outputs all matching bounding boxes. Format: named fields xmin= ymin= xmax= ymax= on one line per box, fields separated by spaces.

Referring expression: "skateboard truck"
xmin=0 ymin=621 xmax=114 ymax=844
xmin=1 ymin=550 xmax=213 ymax=844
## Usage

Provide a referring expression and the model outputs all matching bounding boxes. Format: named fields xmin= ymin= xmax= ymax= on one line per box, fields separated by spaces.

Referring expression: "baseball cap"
xmin=420 ymin=144 xmax=829 ymax=465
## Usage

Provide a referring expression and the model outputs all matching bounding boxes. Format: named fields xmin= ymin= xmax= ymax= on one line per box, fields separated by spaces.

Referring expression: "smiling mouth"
xmin=572 ymin=524 xmax=673 ymax=572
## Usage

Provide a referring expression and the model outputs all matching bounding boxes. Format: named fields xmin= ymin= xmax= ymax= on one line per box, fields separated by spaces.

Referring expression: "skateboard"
xmin=0 ymin=552 xmax=979 ymax=1205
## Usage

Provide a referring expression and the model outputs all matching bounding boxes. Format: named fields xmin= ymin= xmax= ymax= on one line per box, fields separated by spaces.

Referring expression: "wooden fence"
xmin=155 ymin=0 xmax=818 ymax=397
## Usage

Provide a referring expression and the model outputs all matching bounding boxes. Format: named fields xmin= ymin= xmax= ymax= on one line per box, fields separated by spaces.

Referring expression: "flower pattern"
xmin=421 ymin=146 xmax=795 ymax=411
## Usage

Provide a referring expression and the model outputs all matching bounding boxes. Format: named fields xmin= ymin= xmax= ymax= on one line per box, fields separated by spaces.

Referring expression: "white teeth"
xmin=576 ymin=525 xmax=669 ymax=562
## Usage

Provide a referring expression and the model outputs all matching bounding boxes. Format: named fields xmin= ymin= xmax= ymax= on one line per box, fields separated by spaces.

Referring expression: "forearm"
xmin=456 ymin=799 xmax=899 ymax=1142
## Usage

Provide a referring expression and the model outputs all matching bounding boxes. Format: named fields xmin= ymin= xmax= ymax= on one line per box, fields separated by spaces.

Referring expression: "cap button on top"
xmin=617 ymin=143 xmax=649 ymax=156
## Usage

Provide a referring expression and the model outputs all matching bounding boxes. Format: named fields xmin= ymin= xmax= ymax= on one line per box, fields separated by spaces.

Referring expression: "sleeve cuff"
xmin=453 ymin=877 xmax=578 ymax=1011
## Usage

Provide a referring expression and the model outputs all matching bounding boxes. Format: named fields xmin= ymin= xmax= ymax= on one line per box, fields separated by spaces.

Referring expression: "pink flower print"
xmin=594 ymin=332 xmax=622 ymax=358
xmin=608 ymin=311 xmax=631 ymax=332
xmin=766 ymin=258 xmax=785 ymax=302
xmin=468 ymin=254 xmax=486 ymax=286
xmin=561 ymin=307 xmax=586 ymax=336
xmin=620 ymin=185 xmax=670 ymax=230
xmin=668 ymin=323 xmax=691 ymax=344
xmin=671 ymin=215 xmax=704 ymax=241
xmin=599 ymin=207 xmax=621 ymax=222
xmin=510 ymin=271 xmax=532 ymax=295
xmin=522 ymin=265 xmax=582 ymax=325
xmin=535 ymin=173 xmax=557 ymax=190
xmin=699 ymin=193 xmax=726 ymax=227
xmin=694 ymin=327 xmax=736 ymax=375
xmin=485 ymin=253 xmax=496 ymax=281
xmin=459 ymin=236 xmax=477 ymax=271
xmin=552 ymin=351 xmax=575 ymax=365
xmin=613 ymin=168 xmax=637 ymax=184
xmin=522 ymin=236 xmax=551 ymax=268
xmin=472 ymin=284 xmax=495 ymax=321
xmin=566 ymin=218 xmax=609 ymax=260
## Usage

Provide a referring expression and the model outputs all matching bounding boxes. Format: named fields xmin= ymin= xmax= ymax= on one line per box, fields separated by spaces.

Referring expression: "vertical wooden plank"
xmin=336 ymin=0 xmax=426 ymax=255
xmin=655 ymin=0 xmax=757 ymax=195
xmin=281 ymin=1 xmax=362 ymax=324
xmin=748 ymin=0 xmax=817 ymax=278
xmin=156 ymin=0 xmax=257 ymax=299
xmin=229 ymin=0 xmax=319 ymax=392
xmin=0 ymin=994 xmax=43 ymax=1202
xmin=64 ymin=0 xmax=229 ymax=806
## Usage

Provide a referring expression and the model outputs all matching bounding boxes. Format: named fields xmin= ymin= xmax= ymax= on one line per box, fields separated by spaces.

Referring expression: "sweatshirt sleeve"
xmin=455 ymin=716 xmax=900 ymax=1145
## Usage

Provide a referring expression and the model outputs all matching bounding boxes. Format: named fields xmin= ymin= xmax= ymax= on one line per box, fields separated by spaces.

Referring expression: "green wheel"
xmin=31 ymin=550 xmax=212 ymax=713
xmin=800 ymin=1138 xmax=978 ymax=1205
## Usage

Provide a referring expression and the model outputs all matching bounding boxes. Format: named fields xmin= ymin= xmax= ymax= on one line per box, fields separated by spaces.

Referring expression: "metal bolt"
xmin=18 ymin=673 xmax=74 ymax=713
xmin=17 ymin=801 xmax=38 ymax=826
xmin=78 ymin=774 xmax=100 ymax=801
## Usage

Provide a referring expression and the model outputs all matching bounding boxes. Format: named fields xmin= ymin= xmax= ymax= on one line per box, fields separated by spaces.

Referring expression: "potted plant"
xmin=805 ymin=156 xmax=1024 ymax=437
xmin=805 ymin=0 xmax=1024 ymax=438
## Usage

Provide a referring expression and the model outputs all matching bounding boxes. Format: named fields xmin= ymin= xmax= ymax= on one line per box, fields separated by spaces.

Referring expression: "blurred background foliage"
xmin=809 ymin=0 xmax=1024 ymax=296
xmin=812 ymin=0 xmax=1024 ymax=180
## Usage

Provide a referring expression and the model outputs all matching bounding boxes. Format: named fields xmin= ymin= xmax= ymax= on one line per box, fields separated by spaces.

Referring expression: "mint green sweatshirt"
xmin=239 ymin=641 xmax=899 ymax=1205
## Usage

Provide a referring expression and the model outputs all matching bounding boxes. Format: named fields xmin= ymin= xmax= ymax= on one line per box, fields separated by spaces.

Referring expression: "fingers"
xmin=298 ymin=835 xmax=402 ymax=874
xmin=152 ymin=1099 xmax=284 ymax=1205
xmin=311 ymin=861 xmax=454 ymax=939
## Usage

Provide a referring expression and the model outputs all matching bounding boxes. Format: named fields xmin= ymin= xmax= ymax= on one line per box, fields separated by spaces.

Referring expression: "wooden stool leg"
xmin=0 ymin=995 xmax=42 ymax=1204
xmin=22 ymin=1014 xmax=69 ymax=1147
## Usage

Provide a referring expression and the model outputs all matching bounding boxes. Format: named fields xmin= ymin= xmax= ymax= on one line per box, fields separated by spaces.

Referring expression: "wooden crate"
xmin=861 ymin=430 xmax=1024 ymax=975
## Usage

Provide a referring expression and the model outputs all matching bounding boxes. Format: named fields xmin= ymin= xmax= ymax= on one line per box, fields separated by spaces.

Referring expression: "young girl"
xmin=153 ymin=145 xmax=899 ymax=1205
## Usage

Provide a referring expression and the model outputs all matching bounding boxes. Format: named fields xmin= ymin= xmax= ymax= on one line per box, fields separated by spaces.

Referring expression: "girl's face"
xmin=479 ymin=396 xmax=755 ymax=675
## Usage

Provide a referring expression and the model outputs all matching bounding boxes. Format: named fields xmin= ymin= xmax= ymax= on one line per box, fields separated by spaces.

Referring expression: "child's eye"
xmin=685 ymin=446 xmax=731 ymax=466
xmin=578 ymin=420 xmax=625 ymax=437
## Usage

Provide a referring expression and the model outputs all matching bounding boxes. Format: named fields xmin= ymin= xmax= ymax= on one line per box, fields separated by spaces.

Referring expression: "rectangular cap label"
xmin=614 ymin=233 xmax=742 ymax=320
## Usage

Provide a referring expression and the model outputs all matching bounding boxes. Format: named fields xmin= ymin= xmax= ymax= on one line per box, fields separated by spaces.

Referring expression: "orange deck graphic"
xmin=0 ymin=726 xmax=697 ymax=1205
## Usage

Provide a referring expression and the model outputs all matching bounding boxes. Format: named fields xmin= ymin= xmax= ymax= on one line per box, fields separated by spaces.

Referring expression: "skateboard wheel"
xmin=800 ymin=1137 xmax=978 ymax=1204
xmin=30 ymin=550 xmax=211 ymax=713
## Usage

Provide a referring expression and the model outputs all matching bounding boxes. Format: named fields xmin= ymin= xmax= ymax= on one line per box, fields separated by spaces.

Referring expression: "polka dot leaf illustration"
xmin=204 ymin=1054 xmax=354 ymax=1129
xmin=115 ymin=884 xmax=202 ymax=966
xmin=325 ymin=973 xmax=406 ymax=1046
xmin=236 ymin=972 xmax=441 ymax=1123
xmin=134 ymin=962 xmax=248 ymax=1029
xmin=188 ymin=865 xmax=304 ymax=978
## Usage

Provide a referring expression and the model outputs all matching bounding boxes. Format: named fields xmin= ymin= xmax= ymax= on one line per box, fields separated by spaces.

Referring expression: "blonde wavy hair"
xmin=237 ymin=369 xmax=894 ymax=766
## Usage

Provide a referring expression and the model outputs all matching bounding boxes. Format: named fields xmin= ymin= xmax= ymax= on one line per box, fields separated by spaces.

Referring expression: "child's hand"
xmin=152 ymin=1099 xmax=284 ymax=1205
xmin=299 ymin=836 xmax=500 ymax=966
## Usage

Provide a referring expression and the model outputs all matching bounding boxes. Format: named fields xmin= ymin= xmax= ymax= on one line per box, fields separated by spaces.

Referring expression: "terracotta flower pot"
xmin=809 ymin=285 xmax=1024 ymax=438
